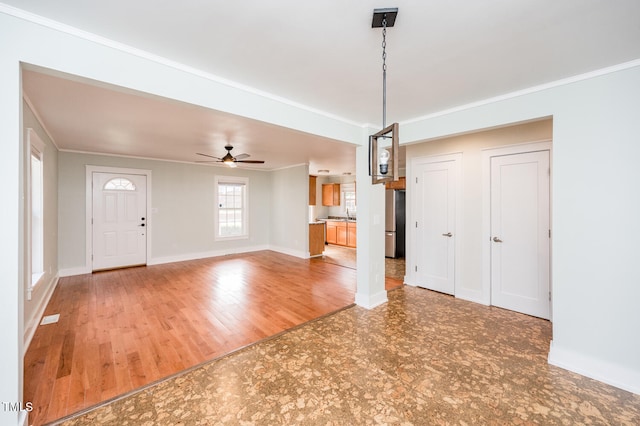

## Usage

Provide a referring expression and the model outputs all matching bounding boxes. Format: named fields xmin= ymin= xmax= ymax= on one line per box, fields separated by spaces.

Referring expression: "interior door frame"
xmin=481 ymin=140 xmax=552 ymax=311
xmin=85 ymin=165 xmax=152 ymax=272
xmin=407 ymin=152 xmax=462 ymax=292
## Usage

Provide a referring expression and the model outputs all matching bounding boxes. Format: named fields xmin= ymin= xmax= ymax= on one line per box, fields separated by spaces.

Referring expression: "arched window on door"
xmin=104 ymin=177 xmax=137 ymax=191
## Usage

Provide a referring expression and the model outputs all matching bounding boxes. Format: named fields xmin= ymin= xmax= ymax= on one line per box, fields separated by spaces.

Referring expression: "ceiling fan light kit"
xmin=196 ymin=144 xmax=265 ymax=167
xmin=370 ymin=7 xmax=400 ymax=186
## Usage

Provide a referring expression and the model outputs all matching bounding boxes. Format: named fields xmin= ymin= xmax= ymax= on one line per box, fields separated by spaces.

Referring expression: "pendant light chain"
xmin=382 ymin=17 xmax=388 ymax=129
xmin=370 ymin=8 xmax=398 ymax=184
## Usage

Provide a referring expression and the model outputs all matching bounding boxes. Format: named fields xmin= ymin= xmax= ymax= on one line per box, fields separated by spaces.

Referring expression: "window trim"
xmin=27 ymin=128 xmax=45 ymax=299
xmin=341 ymin=182 xmax=356 ymax=215
xmin=214 ymin=175 xmax=249 ymax=241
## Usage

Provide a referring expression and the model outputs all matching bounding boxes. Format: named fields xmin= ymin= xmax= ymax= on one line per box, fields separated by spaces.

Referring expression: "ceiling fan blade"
xmin=196 ymin=151 xmax=262 ymax=164
xmin=196 ymin=152 xmax=222 ymax=160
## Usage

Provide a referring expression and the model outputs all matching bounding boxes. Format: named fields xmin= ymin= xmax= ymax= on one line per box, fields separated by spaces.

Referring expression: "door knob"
xmin=493 ymin=236 xmax=502 ymax=243
xmin=442 ymin=232 xmax=452 ymax=237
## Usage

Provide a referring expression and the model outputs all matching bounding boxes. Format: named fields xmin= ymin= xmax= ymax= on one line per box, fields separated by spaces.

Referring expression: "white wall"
xmin=270 ymin=165 xmax=309 ymax=257
xmin=58 ymin=152 xmax=273 ymax=272
xmin=405 ymin=119 xmax=553 ymax=301
xmin=355 ymin=138 xmax=387 ymax=309
xmin=549 ymin=67 xmax=640 ymax=393
xmin=0 ymin=23 xmax=24 ymax=426
xmin=402 ymin=64 xmax=640 ymax=394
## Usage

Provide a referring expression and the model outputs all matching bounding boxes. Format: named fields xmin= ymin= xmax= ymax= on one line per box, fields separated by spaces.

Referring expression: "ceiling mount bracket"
xmin=371 ymin=8 xmax=398 ymax=28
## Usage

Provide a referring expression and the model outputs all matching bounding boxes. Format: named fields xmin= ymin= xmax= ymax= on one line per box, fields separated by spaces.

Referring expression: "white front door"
xmin=414 ymin=157 xmax=458 ymax=295
xmin=490 ymin=150 xmax=550 ymax=319
xmin=92 ymin=172 xmax=147 ymax=271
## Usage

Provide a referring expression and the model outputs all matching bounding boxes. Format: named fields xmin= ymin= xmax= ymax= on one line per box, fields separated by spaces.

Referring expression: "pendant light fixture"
xmin=370 ymin=7 xmax=400 ymax=185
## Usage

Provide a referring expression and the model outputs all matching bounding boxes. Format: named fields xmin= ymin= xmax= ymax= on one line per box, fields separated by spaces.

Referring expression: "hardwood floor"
xmin=24 ymin=251 xmax=358 ymax=426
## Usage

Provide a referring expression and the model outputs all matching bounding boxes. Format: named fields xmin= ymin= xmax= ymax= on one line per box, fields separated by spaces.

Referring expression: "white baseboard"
xmin=58 ymin=245 xmax=302 ymax=277
xmin=59 ymin=266 xmax=90 ymax=277
xmin=268 ymin=245 xmax=308 ymax=259
xmin=355 ymin=290 xmax=388 ymax=310
xmin=24 ymin=274 xmax=59 ymax=353
xmin=147 ymin=245 xmax=270 ymax=266
xmin=455 ymin=287 xmax=489 ymax=306
xmin=548 ymin=340 xmax=640 ymax=395
xmin=400 ymin=280 xmax=490 ymax=306
xmin=403 ymin=278 xmax=418 ymax=287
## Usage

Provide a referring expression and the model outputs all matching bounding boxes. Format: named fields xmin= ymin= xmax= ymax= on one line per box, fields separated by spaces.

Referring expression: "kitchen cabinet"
xmin=325 ymin=220 xmax=356 ymax=248
xmin=309 ymin=223 xmax=324 ymax=256
xmin=347 ymin=222 xmax=357 ymax=248
xmin=385 ymin=176 xmax=406 ymax=190
xmin=322 ymin=183 xmax=340 ymax=206
xmin=336 ymin=223 xmax=348 ymax=245
xmin=309 ymin=175 xmax=317 ymax=205
xmin=326 ymin=221 xmax=338 ymax=244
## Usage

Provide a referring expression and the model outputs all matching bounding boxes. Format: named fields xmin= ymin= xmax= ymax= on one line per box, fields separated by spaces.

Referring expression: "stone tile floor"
xmin=57 ymin=286 xmax=640 ymax=425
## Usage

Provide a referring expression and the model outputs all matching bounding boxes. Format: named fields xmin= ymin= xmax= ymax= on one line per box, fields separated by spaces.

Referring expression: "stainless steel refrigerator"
xmin=385 ymin=189 xmax=406 ymax=258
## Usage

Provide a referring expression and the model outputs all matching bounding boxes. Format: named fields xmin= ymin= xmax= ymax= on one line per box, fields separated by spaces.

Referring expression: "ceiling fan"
xmin=196 ymin=145 xmax=265 ymax=167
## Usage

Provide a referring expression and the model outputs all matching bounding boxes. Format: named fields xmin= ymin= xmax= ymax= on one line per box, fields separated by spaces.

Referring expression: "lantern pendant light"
xmin=369 ymin=8 xmax=400 ymax=185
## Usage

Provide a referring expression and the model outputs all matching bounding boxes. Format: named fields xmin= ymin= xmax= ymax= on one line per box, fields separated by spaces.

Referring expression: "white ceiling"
xmin=10 ymin=0 xmax=640 ymax=174
xmin=21 ymin=68 xmax=359 ymax=174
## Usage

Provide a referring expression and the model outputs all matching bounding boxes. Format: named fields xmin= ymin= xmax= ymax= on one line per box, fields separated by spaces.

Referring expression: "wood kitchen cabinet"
xmin=325 ymin=220 xmax=356 ymax=248
xmin=326 ymin=221 xmax=338 ymax=244
xmin=309 ymin=175 xmax=317 ymax=205
xmin=336 ymin=222 xmax=348 ymax=246
xmin=322 ymin=183 xmax=340 ymax=206
xmin=385 ymin=176 xmax=406 ymax=190
xmin=309 ymin=223 xmax=324 ymax=256
xmin=347 ymin=222 xmax=357 ymax=248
